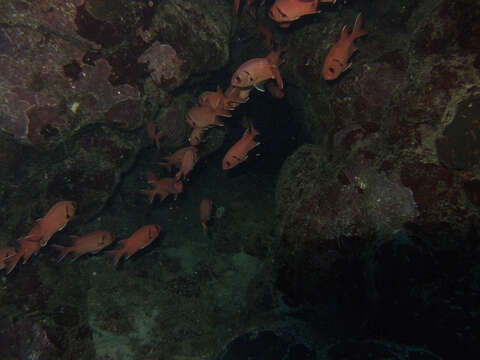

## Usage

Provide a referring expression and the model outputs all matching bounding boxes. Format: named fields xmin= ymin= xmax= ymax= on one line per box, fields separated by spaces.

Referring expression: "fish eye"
xmin=226 ymin=161 xmax=231 ymax=166
xmin=329 ymin=68 xmax=334 ymax=73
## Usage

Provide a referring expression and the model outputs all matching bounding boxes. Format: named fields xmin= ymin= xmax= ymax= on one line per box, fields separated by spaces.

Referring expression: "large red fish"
xmin=5 ymin=200 xmax=76 ymax=274
xmin=54 ymin=230 xmax=114 ymax=263
xmin=107 ymin=225 xmax=161 ymax=265
xmin=268 ymin=0 xmax=336 ymax=28
xmin=322 ymin=13 xmax=367 ymax=80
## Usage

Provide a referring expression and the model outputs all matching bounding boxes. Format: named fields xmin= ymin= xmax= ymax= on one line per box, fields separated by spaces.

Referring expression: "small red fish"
xmin=322 ymin=13 xmax=367 ymax=80
xmin=53 ymin=230 xmax=114 ymax=263
xmin=140 ymin=172 xmax=183 ymax=204
xmin=107 ymin=224 xmax=161 ymax=265
xmin=269 ymin=0 xmax=336 ymax=28
xmin=147 ymin=123 xmax=166 ymax=149
xmin=198 ymin=88 xmax=232 ymax=113
xmin=0 ymin=247 xmax=16 ymax=271
xmin=222 ymin=125 xmax=260 ymax=170
xmin=160 ymin=146 xmax=197 ymax=173
xmin=186 ymin=105 xmax=230 ymax=129
xmin=175 ymin=146 xmax=199 ymax=181
xmin=199 ymin=199 xmax=213 ymax=234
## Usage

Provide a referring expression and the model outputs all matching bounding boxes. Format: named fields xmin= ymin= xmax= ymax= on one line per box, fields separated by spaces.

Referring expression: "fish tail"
xmin=139 ymin=189 xmax=156 ymax=204
xmin=146 ymin=171 xmax=158 ymax=183
xmin=53 ymin=245 xmax=73 ymax=263
xmin=106 ymin=249 xmax=125 ymax=266
xmin=352 ymin=13 xmax=368 ymax=40
xmin=5 ymin=250 xmax=24 ymax=275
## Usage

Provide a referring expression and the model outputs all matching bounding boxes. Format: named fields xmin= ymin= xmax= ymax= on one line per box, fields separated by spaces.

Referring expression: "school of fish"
xmin=0 ymin=0 xmax=367 ymax=274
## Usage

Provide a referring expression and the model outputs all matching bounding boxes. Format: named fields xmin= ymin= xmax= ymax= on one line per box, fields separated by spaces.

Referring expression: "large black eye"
xmin=236 ymin=76 xmax=241 ymax=82
xmin=226 ymin=161 xmax=231 ymax=166
xmin=329 ymin=68 xmax=334 ymax=73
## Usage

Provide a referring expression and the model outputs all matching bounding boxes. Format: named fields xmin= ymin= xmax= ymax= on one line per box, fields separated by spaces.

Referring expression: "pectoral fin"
xmin=254 ymin=83 xmax=265 ymax=92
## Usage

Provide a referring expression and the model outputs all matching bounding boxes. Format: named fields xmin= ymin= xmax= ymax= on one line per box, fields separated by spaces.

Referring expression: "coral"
xmin=0 ymin=1 xmax=141 ymax=147
xmin=138 ymin=42 xmax=188 ymax=91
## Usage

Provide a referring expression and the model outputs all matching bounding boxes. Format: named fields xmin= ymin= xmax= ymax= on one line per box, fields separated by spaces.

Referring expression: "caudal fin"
xmin=5 ymin=250 xmax=24 ymax=275
xmin=139 ymin=189 xmax=156 ymax=204
xmin=352 ymin=13 xmax=368 ymax=40
xmin=106 ymin=249 xmax=125 ymax=266
xmin=53 ymin=245 xmax=73 ymax=263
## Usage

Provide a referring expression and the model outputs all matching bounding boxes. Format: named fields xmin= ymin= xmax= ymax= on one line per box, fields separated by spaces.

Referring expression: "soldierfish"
xmin=186 ymin=105 xmax=230 ymax=129
xmin=322 ymin=13 xmax=367 ymax=80
xmin=4 ymin=200 xmax=77 ymax=274
xmin=107 ymin=224 xmax=161 ymax=265
xmin=54 ymin=230 xmax=114 ymax=263
xmin=25 ymin=200 xmax=77 ymax=247
xmin=140 ymin=172 xmax=183 ymax=204
xmin=231 ymin=47 xmax=284 ymax=92
xmin=268 ymin=0 xmax=336 ymax=28
xmin=222 ymin=125 xmax=260 ymax=170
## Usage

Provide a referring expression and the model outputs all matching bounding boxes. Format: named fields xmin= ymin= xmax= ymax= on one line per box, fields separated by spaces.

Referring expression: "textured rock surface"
xmin=146 ymin=0 xmax=232 ymax=76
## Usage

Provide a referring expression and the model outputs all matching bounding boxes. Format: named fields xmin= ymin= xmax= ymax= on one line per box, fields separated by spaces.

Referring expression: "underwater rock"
xmin=0 ymin=1 xmax=141 ymax=147
xmin=276 ymin=145 xmax=418 ymax=246
xmin=146 ymin=0 xmax=232 ymax=76
xmin=326 ymin=339 xmax=442 ymax=360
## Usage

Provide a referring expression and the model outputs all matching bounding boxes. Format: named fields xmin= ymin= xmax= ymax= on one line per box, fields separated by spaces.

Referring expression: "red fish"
xmin=200 ymin=199 xmax=213 ymax=233
xmin=140 ymin=172 xmax=183 ymax=203
xmin=147 ymin=123 xmax=166 ymax=149
xmin=231 ymin=48 xmax=284 ymax=91
xmin=25 ymin=200 xmax=77 ymax=247
xmin=160 ymin=146 xmax=197 ymax=173
xmin=54 ymin=230 xmax=114 ymax=263
xmin=0 ymin=247 xmax=16 ymax=271
xmin=198 ymin=88 xmax=233 ymax=112
xmin=222 ymin=125 xmax=260 ymax=170
xmin=107 ymin=224 xmax=161 ymax=265
xmin=268 ymin=0 xmax=335 ymax=28
xmin=175 ymin=146 xmax=199 ymax=181
xmin=322 ymin=13 xmax=367 ymax=80
xmin=186 ymin=105 xmax=230 ymax=129
xmin=4 ymin=200 xmax=76 ymax=274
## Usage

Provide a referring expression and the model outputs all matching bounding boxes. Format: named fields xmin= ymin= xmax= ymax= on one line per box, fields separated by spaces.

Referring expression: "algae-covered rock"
xmin=147 ymin=0 xmax=232 ymax=76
